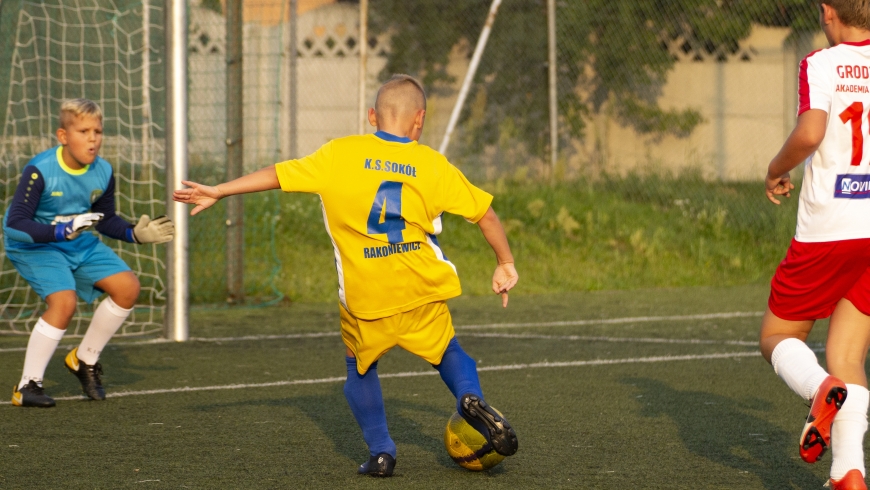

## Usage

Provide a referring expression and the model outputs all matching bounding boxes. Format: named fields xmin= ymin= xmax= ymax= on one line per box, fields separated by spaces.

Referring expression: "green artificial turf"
xmin=0 ymin=285 xmax=847 ymax=489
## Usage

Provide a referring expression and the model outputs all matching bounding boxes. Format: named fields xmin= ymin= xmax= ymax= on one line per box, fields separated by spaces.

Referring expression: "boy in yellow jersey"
xmin=174 ymin=74 xmax=519 ymax=476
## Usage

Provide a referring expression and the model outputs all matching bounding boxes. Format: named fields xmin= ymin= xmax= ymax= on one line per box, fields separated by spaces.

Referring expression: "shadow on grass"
xmin=39 ymin=346 xmax=149 ymax=399
xmin=624 ymin=377 xmax=823 ymax=490
xmin=187 ymin=383 xmax=499 ymax=473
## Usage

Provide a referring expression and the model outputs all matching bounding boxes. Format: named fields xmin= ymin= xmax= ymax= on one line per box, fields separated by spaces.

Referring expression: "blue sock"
xmin=343 ymin=357 xmax=396 ymax=458
xmin=433 ymin=338 xmax=484 ymax=413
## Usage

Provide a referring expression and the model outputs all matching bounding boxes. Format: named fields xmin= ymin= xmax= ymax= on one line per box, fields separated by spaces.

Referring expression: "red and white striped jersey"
xmin=796 ymin=39 xmax=870 ymax=242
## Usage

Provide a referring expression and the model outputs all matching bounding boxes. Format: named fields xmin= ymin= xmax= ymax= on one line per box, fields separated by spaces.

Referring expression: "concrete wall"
xmin=187 ymin=2 xmax=387 ymax=169
xmin=571 ymin=26 xmax=829 ymax=181
xmin=189 ymin=7 xmax=830 ymax=182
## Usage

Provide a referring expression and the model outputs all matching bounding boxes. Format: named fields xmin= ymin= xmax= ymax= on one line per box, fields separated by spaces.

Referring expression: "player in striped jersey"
xmin=763 ymin=2 xmax=870 ymax=488
xmin=5 ymin=99 xmax=174 ymax=408
xmin=174 ymin=75 xmax=519 ymax=476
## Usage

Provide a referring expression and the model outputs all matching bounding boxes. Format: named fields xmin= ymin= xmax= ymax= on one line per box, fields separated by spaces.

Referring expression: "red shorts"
xmin=769 ymin=238 xmax=870 ymax=320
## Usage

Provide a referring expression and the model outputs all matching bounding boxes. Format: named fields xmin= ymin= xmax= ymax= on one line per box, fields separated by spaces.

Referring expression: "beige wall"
xmin=188 ymin=2 xmax=388 ymax=166
xmin=190 ymin=7 xmax=824 ymax=182
xmin=210 ymin=0 xmax=337 ymax=25
xmin=293 ymin=3 xmax=388 ymax=156
xmin=572 ymin=26 xmax=828 ymax=181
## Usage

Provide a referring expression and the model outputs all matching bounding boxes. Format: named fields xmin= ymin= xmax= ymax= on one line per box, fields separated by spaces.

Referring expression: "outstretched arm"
xmin=766 ymin=109 xmax=827 ymax=205
xmin=476 ymin=207 xmax=518 ymax=308
xmin=172 ymin=164 xmax=281 ymax=215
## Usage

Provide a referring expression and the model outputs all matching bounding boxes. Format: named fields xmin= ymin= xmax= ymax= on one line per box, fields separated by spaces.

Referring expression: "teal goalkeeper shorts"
xmin=5 ymin=233 xmax=131 ymax=303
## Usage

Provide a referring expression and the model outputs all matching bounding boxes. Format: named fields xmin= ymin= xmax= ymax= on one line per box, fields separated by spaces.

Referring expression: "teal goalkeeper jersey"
xmin=3 ymin=146 xmax=134 ymax=249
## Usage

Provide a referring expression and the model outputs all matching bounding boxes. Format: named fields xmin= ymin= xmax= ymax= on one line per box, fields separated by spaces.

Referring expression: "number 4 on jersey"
xmin=367 ymin=181 xmax=406 ymax=244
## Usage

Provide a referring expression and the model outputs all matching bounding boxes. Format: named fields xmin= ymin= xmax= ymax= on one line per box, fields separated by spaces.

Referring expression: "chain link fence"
xmin=0 ymin=0 xmax=832 ymax=331
xmin=365 ymin=1 xmax=823 ymax=181
xmin=372 ymin=0 xmax=824 ymax=293
xmin=182 ymin=0 xmax=826 ymax=303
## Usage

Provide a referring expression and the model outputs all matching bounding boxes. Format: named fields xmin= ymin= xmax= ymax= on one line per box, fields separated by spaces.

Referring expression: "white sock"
xmin=831 ymin=384 xmax=869 ymax=480
xmin=19 ymin=318 xmax=65 ymax=389
xmin=771 ymin=338 xmax=829 ymax=401
xmin=76 ymin=297 xmax=132 ymax=365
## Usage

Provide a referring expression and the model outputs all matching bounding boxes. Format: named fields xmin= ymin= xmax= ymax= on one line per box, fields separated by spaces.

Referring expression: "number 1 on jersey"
xmin=367 ymin=181 xmax=405 ymax=244
xmin=840 ymin=101 xmax=867 ymax=166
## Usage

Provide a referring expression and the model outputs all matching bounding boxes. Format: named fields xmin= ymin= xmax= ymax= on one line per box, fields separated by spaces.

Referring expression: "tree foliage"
xmin=369 ymin=0 xmax=820 ymax=157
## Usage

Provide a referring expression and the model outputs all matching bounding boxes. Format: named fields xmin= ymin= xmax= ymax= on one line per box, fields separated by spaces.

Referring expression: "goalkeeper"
xmin=174 ymin=74 xmax=519 ymax=477
xmin=5 ymin=98 xmax=174 ymax=408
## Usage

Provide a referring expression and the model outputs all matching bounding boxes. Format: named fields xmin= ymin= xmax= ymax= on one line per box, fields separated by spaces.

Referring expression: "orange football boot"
xmin=830 ymin=470 xmax=867 ymax=490
xmin=800 ymin=376 xmax=847 ymax=463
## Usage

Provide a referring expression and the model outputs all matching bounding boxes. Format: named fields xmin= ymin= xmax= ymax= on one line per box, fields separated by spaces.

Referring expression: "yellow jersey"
xmin=275 ymin=132 xmax=493 ymax=320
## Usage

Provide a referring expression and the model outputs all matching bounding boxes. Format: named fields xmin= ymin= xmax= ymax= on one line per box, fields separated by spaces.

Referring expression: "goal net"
xmin=0 ymin=0 xmax=166 ymax=336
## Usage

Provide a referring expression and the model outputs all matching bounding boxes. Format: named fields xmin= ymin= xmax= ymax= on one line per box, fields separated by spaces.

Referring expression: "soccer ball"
xmin=443 ymin=411 xmax=506 ymax=471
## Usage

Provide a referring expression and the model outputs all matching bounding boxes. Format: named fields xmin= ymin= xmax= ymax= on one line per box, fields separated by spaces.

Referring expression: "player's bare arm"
xmin=766 ymin=109 xmax=827 ymax=205
xmin=476 ymin=207 xmax=518 ymax=308
xmin=173 ymin=164 xmax=281 ymax=215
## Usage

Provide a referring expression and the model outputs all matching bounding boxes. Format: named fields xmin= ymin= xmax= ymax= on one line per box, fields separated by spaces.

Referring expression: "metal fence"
xmin=363 ymin=0 xmax=822 ymax=184
xmin=212 ymin=0 xmax=824 ymax=189
xmin=0 ymin=0 xmax=829 ymax=332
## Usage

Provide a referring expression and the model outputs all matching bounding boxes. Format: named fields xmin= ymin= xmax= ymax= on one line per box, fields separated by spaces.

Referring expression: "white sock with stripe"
xmin=19 ymin=317 xmax=65 ymax=389
xmin=831 ymin=384 xmax=869 ymax=480
xmin=771 ymin=338 xmax=829 ymax=401
xmin=76 ymin=297 xmax=132 ymax=365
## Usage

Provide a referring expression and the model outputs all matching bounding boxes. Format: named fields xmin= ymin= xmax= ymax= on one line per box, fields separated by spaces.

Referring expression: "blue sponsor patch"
xmin=835 ymin=174 xmax=870 ymax=198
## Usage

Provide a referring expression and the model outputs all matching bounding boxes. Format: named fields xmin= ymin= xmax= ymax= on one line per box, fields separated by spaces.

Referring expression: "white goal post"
xmin=164 ymin=0 xmax=189 ymax=341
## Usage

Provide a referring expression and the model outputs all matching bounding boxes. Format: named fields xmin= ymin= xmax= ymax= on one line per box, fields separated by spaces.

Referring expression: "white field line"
xmin=0 ymin=351 xmax=760 ymax=405
xmin=190 ymin=332 xmax=338 ymax=342
xmin=0 ymin=331 xmax=758 ymax=353
xmin=462 ymin=332 xmax=758 ymax=346
xmin=0 ymin=333 xmax=338 ymax=353
xmin=457 ymin=311 xmax=764 ymax=330
xmin=0 ymin=311 xmax=765 ymax=354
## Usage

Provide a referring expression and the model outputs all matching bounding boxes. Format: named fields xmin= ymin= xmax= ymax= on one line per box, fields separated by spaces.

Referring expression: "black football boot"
xmin=459 ymin=394 xmax=518 ymax=456
xmin=357 ymin=453 xmax=396 ymax=477
xmin=65 ymin=347 xmax=106 ymax=400
xmin=11 ymin=380 xmax=56 ymax=408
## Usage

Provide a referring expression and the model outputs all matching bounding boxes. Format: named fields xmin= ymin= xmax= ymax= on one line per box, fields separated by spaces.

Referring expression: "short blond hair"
xmin=823 ymin=0 xmax=870 ymax=30
xmin=59 ymin=98 xmax=103 ymax=128
xmin=375 ymin=74 xmax=426 ymax=119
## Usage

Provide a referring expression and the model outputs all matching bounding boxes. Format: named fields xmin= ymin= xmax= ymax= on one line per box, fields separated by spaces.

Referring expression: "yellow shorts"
xmin=340 ymin=301 xmax=455 ymax=375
